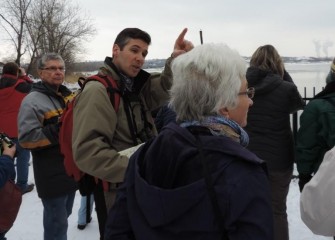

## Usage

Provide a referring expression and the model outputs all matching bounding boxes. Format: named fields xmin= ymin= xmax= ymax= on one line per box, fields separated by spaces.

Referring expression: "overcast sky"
xmin=2 ymin=0 xmax=334 ymax=62
xmin=76 ymin=0 xmax=334 ymax=61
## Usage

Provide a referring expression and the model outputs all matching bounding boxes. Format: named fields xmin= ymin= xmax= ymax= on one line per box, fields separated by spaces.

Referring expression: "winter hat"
xmin=326 ymin=57 xmax=335 ymax=84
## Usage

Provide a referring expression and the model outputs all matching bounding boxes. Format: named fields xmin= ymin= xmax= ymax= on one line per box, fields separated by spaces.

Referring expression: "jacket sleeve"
xmin=15 ymin=79 xmax=32 ymax=93
xmin=288 ymin=84 xmax=305 ymax=114
xmin=0 ymin=155 xmax=15 ymax=189
xmin=72 ymin=82 xmax=129 ymax=183
xmin=283 ymin=69 xmax=293 ymax=83
xmin=282 ymin=71 xmax=305 ymax=113
xmin=18 ymin=94 xmax=59 ymax=149
xmin=18 ymin=75 xmax=33 ymax=84
xmin=140 ymin=57 xmax=173 ymax=111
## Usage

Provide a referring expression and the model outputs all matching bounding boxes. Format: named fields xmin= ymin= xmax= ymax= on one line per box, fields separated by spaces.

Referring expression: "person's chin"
xmin=240 ymin=121 xmax=247 ymax=128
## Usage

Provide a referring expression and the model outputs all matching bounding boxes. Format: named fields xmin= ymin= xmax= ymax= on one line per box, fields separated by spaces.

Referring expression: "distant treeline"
xmin=71 ymin=56 xmax=334 ymax=72
xmin=71 ymin=59 xmax=167 ymax=72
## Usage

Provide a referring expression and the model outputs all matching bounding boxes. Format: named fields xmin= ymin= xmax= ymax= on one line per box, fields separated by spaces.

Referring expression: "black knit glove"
xmin=298 ymin=174 xmax=313 ymax=192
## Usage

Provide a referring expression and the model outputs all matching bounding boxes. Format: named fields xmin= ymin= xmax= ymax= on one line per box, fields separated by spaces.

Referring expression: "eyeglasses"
xmin=238 ymin=87 xmax=255 ymax=99
xmin=41 ymin=67 xmax=66 ymax=72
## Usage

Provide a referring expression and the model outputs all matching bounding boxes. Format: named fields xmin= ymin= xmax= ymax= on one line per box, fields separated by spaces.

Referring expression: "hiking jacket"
xmin=72 ymin=57 xmax=173 ymax=184
xmin=0 ymin=74 xmax=32 ymax=137
xmin=18 ymin=82 xmax=77 ymax=198
xmin=296 ymin=89 xmax=335 ymax=175
xmin=0 ymin=154 xmax=15 ymax=189
xmin=245 ymin=67 xmax=304 ymax=171
xmin=104 ymin=123 xmax=273 ymax=240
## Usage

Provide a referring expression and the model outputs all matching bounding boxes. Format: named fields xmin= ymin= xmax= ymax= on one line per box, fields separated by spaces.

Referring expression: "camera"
xmin=137 ymin=126 xmax=154 ymax=142
xmin=0 ymin=132 xmax=14 ymax=148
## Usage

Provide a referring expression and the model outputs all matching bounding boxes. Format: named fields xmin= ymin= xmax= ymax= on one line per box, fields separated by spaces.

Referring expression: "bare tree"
xmin=27 ymin=0 xmax=96 ymax=71
xmin=0 ymin=0 xmax=32 ymax=65
xmin=1 ymin=0 xmax=96 ymax=76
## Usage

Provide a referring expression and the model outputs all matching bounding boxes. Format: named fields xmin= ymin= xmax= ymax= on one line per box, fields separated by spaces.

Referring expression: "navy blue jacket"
xmin=105 ymin=123 xmax=273 ymax=240
xmin=154 ymin=105 xmax=177 ymax=133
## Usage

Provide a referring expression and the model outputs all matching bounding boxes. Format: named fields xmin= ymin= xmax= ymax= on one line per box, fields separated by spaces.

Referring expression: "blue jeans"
xmin=78 ymin=194 xmax=94 ymax=225
xmin=41 ymin=191 xmax=76 ymax=240
xmin=13 ymin=138 xmax=31 ymax=191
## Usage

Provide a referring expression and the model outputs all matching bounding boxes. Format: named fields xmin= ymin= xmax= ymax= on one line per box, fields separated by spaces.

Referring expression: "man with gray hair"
xmin=18 ymin=53 xmax=77 ymax=240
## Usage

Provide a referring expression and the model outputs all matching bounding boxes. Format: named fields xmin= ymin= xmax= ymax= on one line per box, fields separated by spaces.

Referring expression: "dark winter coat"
xmin=105 ymin=123 xmax=273 ymax=240
xmin=296 ymin=81 xmax=335 ymax=175
xmin=18 ymin=82 xmax=77 ymax=198
xmin=154 ymin=105 xmax=177 ymax=133
xmin=245 ymin=67 xmax=304 ymax=171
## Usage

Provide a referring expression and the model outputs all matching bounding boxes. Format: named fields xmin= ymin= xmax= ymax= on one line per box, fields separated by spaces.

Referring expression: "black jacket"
xmin=245 ymin=67 xmax=305 ymax=171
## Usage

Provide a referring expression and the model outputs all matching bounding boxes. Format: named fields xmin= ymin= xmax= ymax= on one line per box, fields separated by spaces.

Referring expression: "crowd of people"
xmin=0 ymin=26 xmax=334 ymax=240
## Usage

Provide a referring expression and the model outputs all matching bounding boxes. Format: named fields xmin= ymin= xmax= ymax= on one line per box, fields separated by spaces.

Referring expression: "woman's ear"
xmin=219 ymin=107 xmax=229 ymax=118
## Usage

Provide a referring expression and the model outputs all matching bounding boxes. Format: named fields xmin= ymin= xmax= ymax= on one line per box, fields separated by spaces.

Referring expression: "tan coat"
xmin=72 ymin=58 xmax=173 ymax=184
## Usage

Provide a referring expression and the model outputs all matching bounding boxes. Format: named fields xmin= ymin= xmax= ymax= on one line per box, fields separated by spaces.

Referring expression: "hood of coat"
xmin=131 ymin=123 xmax=263 ymax=228
xmin=246 ymin=66 xmax=283 ymax=95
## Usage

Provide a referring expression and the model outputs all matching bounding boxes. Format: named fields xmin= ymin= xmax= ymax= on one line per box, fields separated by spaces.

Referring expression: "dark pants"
xmin=268 ymin=168 xmax=293 ymax=240
xmin=93 ymin=181 xmax=107 ymax=240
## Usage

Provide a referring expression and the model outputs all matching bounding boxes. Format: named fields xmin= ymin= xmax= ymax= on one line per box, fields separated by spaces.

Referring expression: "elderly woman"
xmin=104 ymin=43 xmax=273 ymax=240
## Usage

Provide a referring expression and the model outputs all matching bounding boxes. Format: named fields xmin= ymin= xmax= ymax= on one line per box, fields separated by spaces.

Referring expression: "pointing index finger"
xmin=176 ymin=28 xmax=188 ymax=44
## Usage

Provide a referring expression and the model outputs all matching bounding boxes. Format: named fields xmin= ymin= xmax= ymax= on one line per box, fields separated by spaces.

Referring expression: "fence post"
xmin=292 ymin=113 xmax=298 ymax=143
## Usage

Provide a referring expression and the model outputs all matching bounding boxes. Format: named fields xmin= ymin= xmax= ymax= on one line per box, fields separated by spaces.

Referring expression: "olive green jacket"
xmin=72 ymin=57 xmax=173 ymax=183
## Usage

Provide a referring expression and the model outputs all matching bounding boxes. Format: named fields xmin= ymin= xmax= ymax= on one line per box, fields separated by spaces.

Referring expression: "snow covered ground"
xmin=6 ymin=162 xmax=333 ymax=240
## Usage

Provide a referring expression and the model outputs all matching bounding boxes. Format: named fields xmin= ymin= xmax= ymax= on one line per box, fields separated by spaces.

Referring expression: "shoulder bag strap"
xmin=195 ymin=136 xmax=229 ymax=240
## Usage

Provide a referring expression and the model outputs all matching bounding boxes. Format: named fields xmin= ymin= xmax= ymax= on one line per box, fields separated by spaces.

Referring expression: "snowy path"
xmin=6 ymin=164 xmax=333 ymax=240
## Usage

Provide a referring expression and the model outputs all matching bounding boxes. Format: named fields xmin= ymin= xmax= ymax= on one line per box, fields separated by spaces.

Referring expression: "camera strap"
xmin=122 ymin=93 xmax=140 ymax=146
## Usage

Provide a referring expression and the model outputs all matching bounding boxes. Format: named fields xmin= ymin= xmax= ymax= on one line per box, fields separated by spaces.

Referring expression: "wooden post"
xmin=200 ymin=30 xmax=203 ymax=45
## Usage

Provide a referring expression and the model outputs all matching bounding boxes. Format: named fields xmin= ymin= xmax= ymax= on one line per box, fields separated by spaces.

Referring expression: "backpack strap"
xmin=84 ymin=75 xmax=121 ymax=112
xmin=122 ymin=94 xmax=141 ymax=145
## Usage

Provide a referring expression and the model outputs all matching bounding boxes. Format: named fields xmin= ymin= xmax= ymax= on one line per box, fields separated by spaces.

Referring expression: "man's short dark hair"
xmin=2 ymin=62 xmax=19 ymax=75
xmin=114 ymin=28 xmax=151 ymax=50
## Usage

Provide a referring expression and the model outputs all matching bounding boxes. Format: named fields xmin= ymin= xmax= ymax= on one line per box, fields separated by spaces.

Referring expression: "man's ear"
xmin=218 ymin=107 xmax=229 ymax=118
xmin=37 ymin=69 xmax=43 ymax=78
xmin=112 ymin=44 xmax=120 ymax=57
